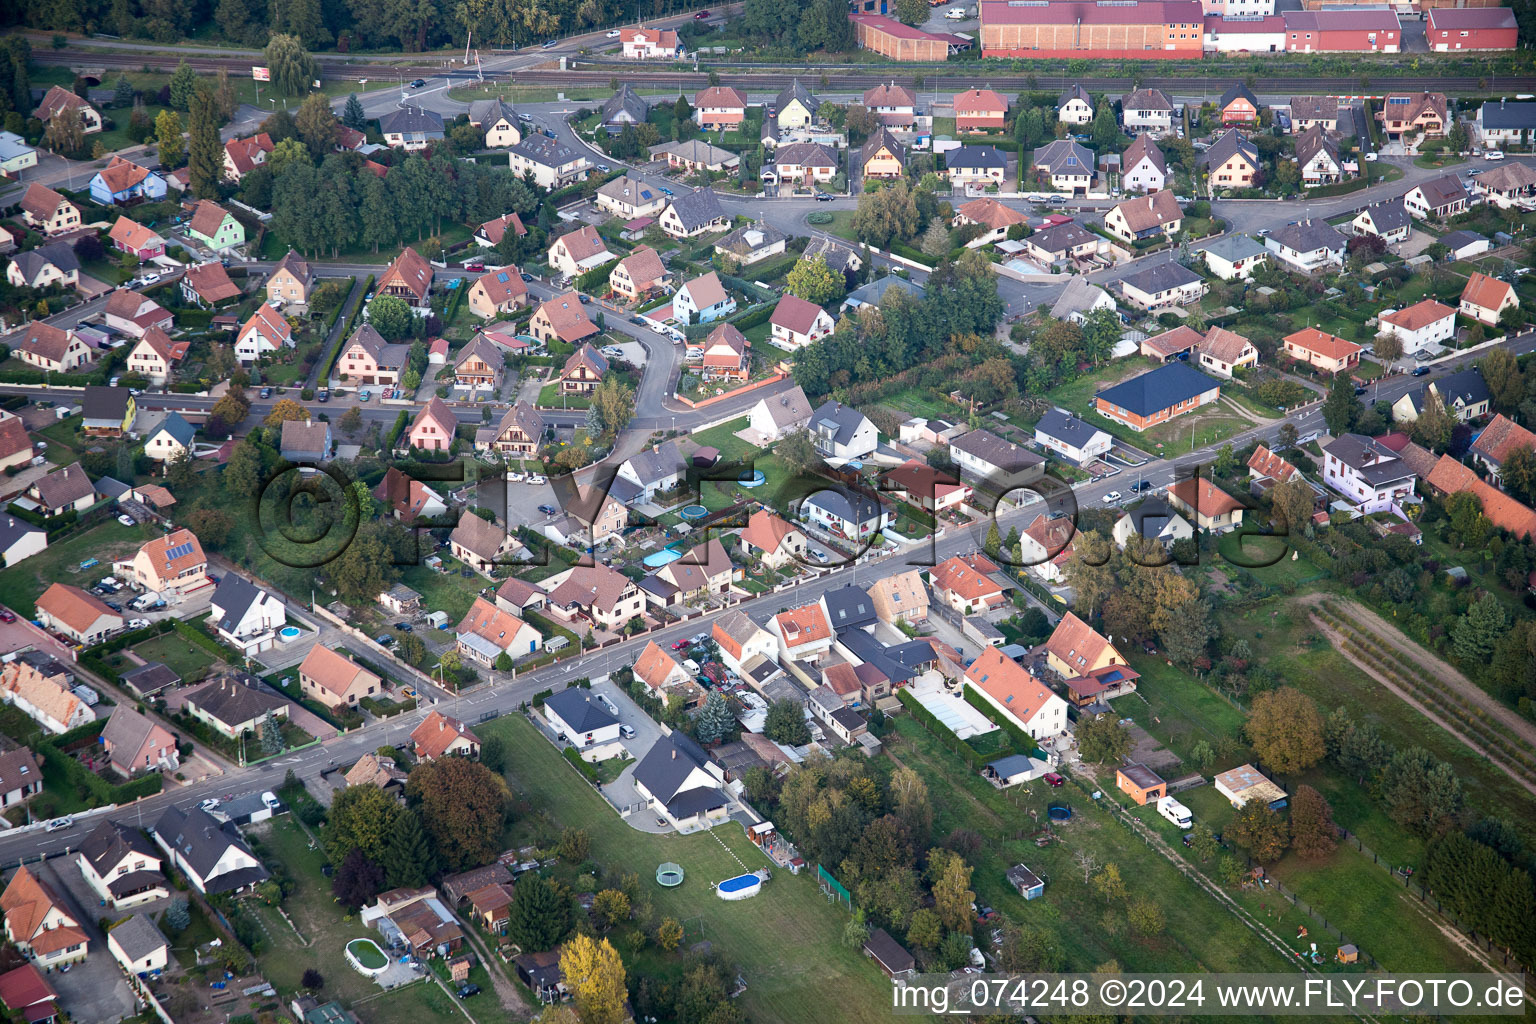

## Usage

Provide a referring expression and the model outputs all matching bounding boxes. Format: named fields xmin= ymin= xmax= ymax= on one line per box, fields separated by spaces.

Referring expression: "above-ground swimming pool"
xmin=643 ymin=546 xmax=683 ymax=568
xmin=737 ymin=469 xmax=766 ymax=488
xmin=656 ymin=862 xmax=684 ymax=887
xmin=346 ymin=938 xmax=389 ymax=976
xmin=278 ymin=626 xmax=302 ymax=642
xmin=679 ymin=504 xmax=709 ymax=520
xmin=717 ymin=870 xmax=766 ymax=900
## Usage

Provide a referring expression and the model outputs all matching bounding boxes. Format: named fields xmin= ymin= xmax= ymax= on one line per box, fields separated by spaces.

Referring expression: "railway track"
xmin=31 ymin=46 xmax=1536 ymax=93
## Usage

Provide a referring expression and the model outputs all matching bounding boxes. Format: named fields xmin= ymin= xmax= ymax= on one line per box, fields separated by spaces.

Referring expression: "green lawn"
xmin=685 ymin=415 xmax=759 ymax=464
xmin=128 ymin=631 xmax=221 ymax=682
xmin=258 ymin=222 xmax=474 ymax=266
xmin=0 ymin=519 xmax=161 ymax=617
xmin=1216 ymin=532 xmax=1326 ymax=586
xmin=869 ymin=387 xmax=957 ymax=422
xmin=479 ymin=714 xmax=894 ymax=1024
xmin=537 ymin=382 xmax=592 ymax=410
xmin=397 ymin=562 xmax=492 ymax=624
xmin=1127 ymin=653 xmax=1250 ymax=766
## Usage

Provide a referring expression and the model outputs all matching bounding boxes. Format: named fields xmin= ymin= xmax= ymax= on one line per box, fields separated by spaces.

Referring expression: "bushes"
xmin=35 ymin=739 xmax=164 ymax=806
xmin=961 ymin=685 xmax=1048 ymax=761
xmin=728 ymin=302 xmax=775 ymax=332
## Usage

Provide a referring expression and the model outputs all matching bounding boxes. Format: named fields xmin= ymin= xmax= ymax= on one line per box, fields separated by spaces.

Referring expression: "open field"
xmin=479 ymin=714 xmax=894 ymax=1024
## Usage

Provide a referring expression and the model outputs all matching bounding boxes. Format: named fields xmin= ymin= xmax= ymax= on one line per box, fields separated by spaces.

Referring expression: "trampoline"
xmin=737 ymin=469 xmax=766 ymax=488
xmin=656 ymin=863 xmax=685 ymax=887
xmin=679 ymin=504 xmax=709 ymax=520
xmin=1048 ymin=803 xmax=1072 ymax=821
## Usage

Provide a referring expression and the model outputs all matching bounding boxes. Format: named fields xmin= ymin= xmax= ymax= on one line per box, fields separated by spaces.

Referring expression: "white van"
xmin=1158 ymin=795 xmax=1192 ymax=829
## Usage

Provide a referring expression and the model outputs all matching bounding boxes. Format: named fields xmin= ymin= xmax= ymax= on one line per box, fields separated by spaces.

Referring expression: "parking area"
xmin=36 ymin=859 xmax=139 ymax=1023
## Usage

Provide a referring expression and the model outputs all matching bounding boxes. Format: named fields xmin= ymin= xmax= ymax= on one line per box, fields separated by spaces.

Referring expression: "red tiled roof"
xmin=1424 ymin=455 xmax=1536 ymax=539
xmin=930 ymin=552 xmax=1002 ymax=601
xmin=1381 ymin=298 xmax=1455 ymax=331
xmin=964 ymin=647 xmax=1057 ymax=726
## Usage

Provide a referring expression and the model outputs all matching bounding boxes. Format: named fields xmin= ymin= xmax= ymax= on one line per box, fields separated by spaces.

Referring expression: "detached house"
xmin=1196 ymin=326 xmax=1258 ymax=379
xmin=929 ymin=552 xmax=1005 ymax=614
xmin=1 ymin=866 xmax=88 ymax=967
xmin=18 ymin=184 xmax=79 ymax=236
xmin=946 ymin=145 xmax=1008 ymax=188
xmin=1199 ymin=129 xmax=1261 ymax=188
xmin=1471 ymin=414 xmax=1536 ymax=485
xmin=104 ymin=289 xmax=173 ymax=339
xmin=1095 ymin=363 xmax=1221 ymax=432
xmin=450 ymin=515 xmax=523 ymax=576
xmin=1322 ymin=433 xmax=1417 ymax=509
xmin=379 ymin=106 xmax=445 ymax=150
xmin=799 ymin=487 xmax=890 ymax=541
xmin=338 ymin=324 xmax=407 ymax=387
xmin=1264 ymin=219 xmax=1346 ymax=273
xmin=36 ymin=583 xmax=120 ymax=646
xmin=864 ymin=82 xmax=917 ymax=127
xmin=1032 ymin=139 xmax=1095 ymax=194
xmin=222 ymin=134 xmax=272 ymax=181
xmin=1200 ymin=234 xmax=1268 ymax=280
xmin=1296 ymin=124 xmax=1345 ymax=186
xmin=0 ymin=661 xmax=93 ymax=735
xmin=716 ymin=222 xmax=787 ymax=267
xmin=456 ymin=598 xmax=540 ymax=665
xmin=1104 ymin=190 xmax=1182 ymax=244
xmin=1166 ymin=476 xmax=1246 ymax=532
xmin=950 ymin=428 xmax=1046 ymax=492
xmin=1035 ymin=408 xmax=1112 ymax=464
xmin=185 ymin=200 xmax=245 ymax=251
xmin=28 ymin=463 xmax=96 ymax=518
xmin=749 ymin=384 xmax=813 ymax=441
xmin=610 ymin=247 xmax=670 ymax=302
xmin=531 ymin=293 xmax=599 ymax=346
xmin=1122 ymin=134 xmax=1167 ymax=193
xmin=1378 ymin=299 xmax=1456 ymax=355
xmin=33 ymin=85 xmax=101 ymax=134
xmin=953 ymin=197 xmax=1028 ymax=246
xmin=125 ymin=328 xmax=187 ymax=386
xmin=693 ymin=86 xmax=748 ymax=129
xmin=377 ymin=246 xmax=434 ymax=308
xmin=1122 ymin=88 xmax=1176 ymax=133
xmin=14 ymin=323 xmax=90 ymax=374
xmin=486 ymin=400 xmax=544 ymax=457
xmin=151 ymin=805 xmax=267 ymax=894
xmin=558 ymin=343 xmax=609 ymax=395
xmin=602 ymin=84 xmax=651 ymax=134
xmin=372 ymin=466 xmax=447 ymax=521
xmin=1042 ymin=611 xmax=1128 ymax=682
xmin=775 ymin=79 xmax=819 ymax=130
xmin=1404 ymin=175 xmax=1472 ymax=220
xmin=674 ymin=272 xmax=735 ymax=324
xmin=809 ymin=401 xmax=877 ymax=463
xmin=181 ymin=261 xmax=241 ymax=307
xmin=6 ymin=242 xmax=78 ymax=291
xmin=860 ymin=129 xmax=906 ymax=180
xmin=265 ymin=249 xmax=315 ymax=309
xmin=769 ymin=604 xmax=834 ymax=664
xmin=621 ymin=26 xmax=680 ymax=58
xmin=1460 ymin=271 xmax=1518 ymax=326
xmin=652 ymin=537 xmax=734 ymax=602
xmin=407 ymin=396 xmax=458 ymax=452
xmin=712 ymin=609 xmax=778 ymax=676
xmin=467 ymin=268 xmax=528 ymax=319
xmin=546 ymin=564 xmax=645 ymax=632
xmin=611 ymin=441 xmax=685 ymax=506
xmin=183 ymin=674 xmax=289 ymax=741
xmin=452 ymin=333 xmax=505 ymax=390
xmin=1119 ymin=262 xmax=1207 ymax=311
xmin=549 ymin=225 xmax=613 ymax=279
xmin=1218 ymin=84 xmax=1260 ymax=123
xmin=633 ymin=641 xmax=694 ymax=703
xmin=769 ymin=294 xmax=834 ymax=351
xmin=1020 ymin=512 xmax=1078 ymax=582
xmin=596 ymin=174 xmax=667 ymax=220
xmin=1282 ymin=327 xmax=1361 ymax=374
xmin=953 ymin=88 xmax=1007 ymax=131
xmin=89 ymin=156 xmax=166 ymax=206
xmin=412 ymin=710 xmax=483 ymax=760
xmin=1393 ymin=368 xmax=1491 ymax=424
xmin=1057 ymin=84 xmax=1093 ymax=125
xmin=1381 ymin=91 xmax=1448 ymax=138
xmin=101 ymin=704 xmax=178 ymax=777
xmin=210 ymin=573 xmax=286 ymax=655
xmin=739 ymin=509 xmax=808 ymax=569
xmin=467 ymin=99 xmax=522 ymax=148
xmin=964 ymin=647 xmax=1069 ymax=742
xmin=299 ymin=646 xmax=379 ymax=710
xmin=1351 ymin=199 xmax=1412 ymax=244
xmin=235 ymin=303 xmax=292 ymax=363
xmin=108 ymin=217 xmax=165 ymax=261
xmin=128 ymin=528 xmax=207 ymax=596
xmin=78 ymin=821 xmax=167 ymax=910
xmin=475 ymin=212 xmax=526 ymax=248
xmin=659 ymin=188 xmax=730 ymax=239
xmin=698 ymin=323 xmax=750 ymax=380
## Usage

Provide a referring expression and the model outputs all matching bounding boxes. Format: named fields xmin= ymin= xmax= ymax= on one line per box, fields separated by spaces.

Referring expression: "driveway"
xmin=37 ymin=860 xmax=138 ymax=1024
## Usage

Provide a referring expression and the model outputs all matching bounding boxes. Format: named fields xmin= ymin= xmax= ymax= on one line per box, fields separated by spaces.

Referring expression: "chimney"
xmin=671 ymin=748 xmax=677 ymax=759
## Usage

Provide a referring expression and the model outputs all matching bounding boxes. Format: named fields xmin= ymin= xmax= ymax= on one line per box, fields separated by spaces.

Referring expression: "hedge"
xmin=386 ymin=409 xmax=410 ymax=450
xmin=727 ymin=302 xmax=775 ymax=332
xmin=961 ymin=685 xmax=1048 ymax=761
xmin=562 ymin=746 xmax=600 ymax=782
xmin=35 ymin=738 xmax=163 ymax=806
xmin=322 ymin=274 xmax=373 ymax=380
xmin=575 ymin=258 xmax=620 ymax=294
xmin=897 ymin=687 xmax=982 ymax=769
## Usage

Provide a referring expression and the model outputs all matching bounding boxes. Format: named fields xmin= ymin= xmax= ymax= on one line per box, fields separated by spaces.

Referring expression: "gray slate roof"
xmin=378 ymin=105 xmax=445 ymax=136
xmin=822 ymin=583 xmax=876 ymax=631
xmin=1033 ymin=139 xmax=1094 ymax=175
xmin=1433 ymin=368 xmax=1491 ymax=408
xmin=153 ymin=805 xmax=268 ymax=893
xmin=1198 ymin=129 xmax=1259 ymax=172
xmin=468 ymin=98 xmax=519 ymax=127
xmin=1323 ymin=433 xmax=1412 ymax=483
xmin=1358 ymin=199 xmax=1411 ymax=233
xmin=810 ymin=400 xmax=870 ymax=448
xmin=602 ymin=84 xmax=650 ymax=125
xmin=80 ymin=819 xmax=160 ymax=876
xmin=666 ymin=187 xmax=727 ymax=232
xmin=1096 ymin=363 xmax=1220 ymax=418
xmin=81 ymin=385 xmax=132 ymax=424
xmin=1200 ymin=233 xmax=1268 ymax=264
xmin=1481 ymin=100 xmax=1536 ymax=131
xmin=1120 ymin=497 xmax=1188 ymax=539
xmin=1036 ymin=407 xmax=1107 ymax=449
xmin=110 ymin=913 xmax=168 ymax=963
xmin=845 ymin=275 xmax=924 ymax=306
xmin=776 ymin=78 xmax=816 ymax=113
xmin=149 ymin=411 xmax=196 ymax=447
xmin=185 ymin=674 xmax=287 ymax=729
xmin=1121 ymin=260 xmax=1203 ymax=295
xmin=211 ymin=574 xmax=268 ymax=632
xmin=509 ymin=133 xmax=581 ymax=168
xmin=949 ymin=145 xmax=1007 ymax=170
xmin=545 ymin=688 xmax=619 ymax=732
xmin=1269 ymin=219 xmax=1346 ymax=254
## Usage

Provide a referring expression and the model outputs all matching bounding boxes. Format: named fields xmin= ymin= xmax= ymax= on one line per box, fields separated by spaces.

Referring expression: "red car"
xmin=1043 ymin=773 xmax=1065 ymax=787
xmin=671 ymin=639 xmax=689 ymax=651
xmin=694 ymin=9 xmax=710 ymax=17
xmin=0 ymin=610 xmax=14 ymax=623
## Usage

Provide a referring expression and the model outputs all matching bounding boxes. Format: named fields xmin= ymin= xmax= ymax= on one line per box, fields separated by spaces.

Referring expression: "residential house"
xmin=467 ymin=99 xmax=521 ymax=147
xmin=945 ymin=145 xmax=1008 ymax=187
xmin=1381 ymin=91 xmax=1448 ymax=138
xmin=345 ymin=752 xmax=407 ymax=792
xmin=265 ymin=249 xmax=314 ymax=309
xmin=1196 ymin=326 xmax=1259 ymax=378
xmin=1423 ymin=454 xmax=1536 ymax=539
xmin=612 ymin=441 xmax=685 ymax=506
xmin=1218 ymin=83 xmax=1260 ymax=123
xmin=1474 ymin=158 xmax=1536 ymax=210
xmin=1035 ymin=407 xmax=1113 ymax=464
xmin=1197 ymin=235 xmax=1268 ymax=281
xmin=77 ymin=821 xmax=166 ymax=910
xmin=882 ymin=459 xmax=969 ymax=513
xmin=182 ymin=675 xmax=289 ymax=740
xmin=653 ymin=538 xmax=734 ymax=602
xmin=1470 ymin=414 xmax=1536 ymax=485
xmin=620 ymin=26 xmax=680 ymax=57
xmin=125 ymin=329 xmax=186 ymax=386
xmin=1378 ymin=299 xmax=1457 ymax=355
xmin=487 ymin=401 xmax=544 ymax=457
xmin=411 ymin=711 xmax=482 ymax=760
xmin=1296 ymin=124 xmax=1344 ymax=186
xmin=1031 ymin=139 xmax=1095 ymax=193
xmin=749 ymin=384 xmax=813 ymax=441
xmin=403 ymin=395 xmax=457 ymax=452
xmin=1282 ymin=326 xmax=1361 ymax=374
xmin=0 ymin=866 xmax=88 ymax=967
xmin=868 ymin=568 xmax=929 ymax=626
xmin=1441 ymin=229 xmax=1491 ymax=261
xmin=1404 ymin=175 xmax=1472 ymax=219
xmin=298 ymin=646 xmax=380 ymax=710
xmin=809 ymin=401 xmax=878 ymax=463
xmin=632 ymin=641 xmax=693 ymax=702
xmin=104 ymin=289 xmax=174 ymax=339
xmin=185 ymin=200 xmax=245 ymax=251
xmin=89 ymin=157 xmax=166 ymax=207
xmin=1479 ymin=98 xmax=1536 ymax=148
xmin=1042 ymin=610 xmax=1128 ymax=681
xmin=739 ymin=509 xmax=808 ymax=569
xmin=33 ymin=85 xmax=101 ymax=134
xmin=548 ymin=225 xmax=612 ymax=279
xmin=1393 ymin=368 xmax=1491 ymax=424
xmin=609 ymin=247 xmax=669 ymax=302
xmin=151 ymin=805 xmax=268 ymax=894
xmin=209 ymin=573 xmax=286 ymax=655
xmin=632 ymin=732 xmax=727 ymax=829
xmin=1166 ymin=476 xmax=1246 ymax=532
xmin=545 ymin=564 xmax=645 ymax=631
xmin=222 ymin=134 xmax=272 ymax=180
xmin=372 ymin=466 xmax=447 ymax=521
xmin=596 ymin=174 xmax=667 ymax=219
xmin=929 ymin=552 xmax=1006 ymax=614
xmin=859 ymin=129 xmax=906 ymax=180
xmin=181 ymin=261 xmax=241 ymax=307
xmin=964 ymin=646 xmax=1069 ymax=742
xmin=27 ymin=463 xmax=95 ymax=518
xmin=467 ymin=268 xmax=528 ymax=320
xmin=0 ymin=963 xmax=59 ymax=1021
xmin=1264 ymin=218 xmax=1347 ymax=272
xmin=1094 ymin=362 xmax=1222 ymax=431
xmin=450 ymin=514 xmax=523 ymax=576
xmin=953 ymin=197 xmax=1029 ymax=246
xmin=14 ymin=323 xmax=90 ymax=373
xmin=799 ymin=487 xmax=890 ymax=541
xmin=108 ymin=217 xmax=165 ymax=261
xmin=1104 ymin=190 xmax=1183 ymax=244
xmin=0 ymin=131 xmax=36 ymax=179
xmin=1321 ymin=433 xmax=1417 ymax=508
xmin=0 ymin=412 xmax=30 ymax=474
xmin=5 ymin=242 xmax=78 ymax=291
xmin=1460 ymin=271 xmax=1518 ymax=326
xmin=1199 ymin=129 xmax=1261 ymax=188
xmin=143 ymin=411 xmax=195 ymax=462
xmin=376 ymin=246 xmax=434 ymax=308
xmin=127 ymin=528 xmax=207 ymax=595
xmin=656 ymin=139 xmax=740 ymax=174
xmin=1248 ymin=444 xmax=1305 ymax=486
xmin=1113 ymin=496 xmax=1193 ymax=550
xmin=769 ymin=604 xmax=834 ymax=664
xmin=474 ymin=212 xmax=526 ymax=248
xmin=563 ymin=485 xmax=628 ymax=546
xmin=1351 ymin=199 xmax=1413 ymax=243
xmin=35 ymin=583 xmax=120 ymax=646
xmin=692 ymin=86 xmax=748 ymax=129
xmin=712 ymin=609 xmax=778 ymax=675
xmin=452 ymin=333 xmax=505 ymax=390
xmin=456 ymin=597 xmax=540 ymax=665
xmin=1122 ymin=134 xmax=1167 ymax=193
xmin=864 ymin=82 xmax=917 ymax=128
xmin=119 ymin=663 xmax=178 ymax=699
xmin=1289 ymin=95 xmax=1341 ymax=132
xmin=81 ymin=386 xmax=134 ymax=437
xmin=1057 ymin=84 xmax=1093 ymax=124
xmin=1023 ymin=220 xmax=1102 ymax=266
xmin=0 ymin=517 xmax=43 ymax=570
xmin=769 ymin=294 xmax=834 ymax=351
xmin=379 ymin=106 xmax=445 ymax=150
xmin=1119 ymin=261 xmax=1207 ymax=310
xmin=715 ymin=222 xmax=786 ymax=267
xmin=235 ymin=303 xmax=292 ymax=363
xmin=659 ymin=188 xmax=730 ymax=239
xmin=673 ymin=271 xmax=735 ymax=324
xmin=950 ymin=428 xmax=1046 ymax=493
xmin=953 ymin=88 xmax=1007 ymax=131
xmin=0 ymin=662 xmax=93 ymax=735
xmin=101 ymin=704 xmax=178 ymax=777
xmin=107 ymin=915 xmax=168 ymax=976
xmin=18 ymin=184 xmax=79 ymax=236
xmin=775 ymin=79 xmax=819 ymax=129
xmin=1121 ymin=88 xmax=1176 ymax=133
xmin=558 ymin=343 xmax=609 ymax=395
xmin=530 ymin=293 xmax=599 ymax=346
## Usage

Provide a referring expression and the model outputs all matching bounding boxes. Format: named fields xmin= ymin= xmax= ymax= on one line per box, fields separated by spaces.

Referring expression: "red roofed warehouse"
xmin=979 ymin=0 xmax=1205 ymax=59
xmin=1283 ymin=10 xmax=1400 ymax=52
xmin=849 ymin=13 xmax=969 ymax=61
xmin=1426 ymin=7 xmax=1517 ymax=51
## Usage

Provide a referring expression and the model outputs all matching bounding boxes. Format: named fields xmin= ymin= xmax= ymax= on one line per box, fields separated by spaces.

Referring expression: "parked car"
xmin=375 ymin=634 xmax=396 ymax=647
xmin=259 ymin=387 xmax=271 ymax=399
xmin=317 ymin=388 xmax=330 ymax=402
xmin=945 ymin=5 xmax=966 ymax=17
xmin=117 ymin=513 xmax=136 ymax=527
xmin=814 ymin=192 xmax=833 ymax=201
xmin=395 ymin=622 xmax=413 ymax=632
xmin=606 ymin=29 xmax=620 ymax=36
xmin=359 ymin=390 xmax=371 ymax=401
xmin=810 ymin=549 xmax=830 ymax=563
xmin=457 ymin=984 xmax=480 ymax=999
xmin=1101 ymin=490 xmax=1122 ymax=504
xmin=0 ymin=610 xmax=15 ymax=623
xmin=1043 ymin=773 xmax=1065 ymax=787
xmin=1413 ymin=366 xmax=1432 ymax=377
xmin=538 ymin=503 xmax=558 ymax=515
xmin=694 ymin=9 xmax=710 ymax=16
xmin=541 ymin=38 xmax=558 ymax=47
xmin=127 ymin=618 xmax=150 ymax=630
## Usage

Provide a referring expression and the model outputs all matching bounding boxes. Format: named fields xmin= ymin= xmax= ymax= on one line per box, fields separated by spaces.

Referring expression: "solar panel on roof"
xmin=164 ymin=542 xmax=194 ymax=561
xmin=497 ymin=272 xmax=508 ymax=282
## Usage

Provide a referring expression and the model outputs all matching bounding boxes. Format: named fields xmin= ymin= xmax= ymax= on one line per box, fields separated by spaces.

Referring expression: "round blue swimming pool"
xmin=679 ymin=504 xmax=709 ymax=520
xmin=738 ymin=469 xmax=766 ymax=488
xmin=279 ymin=626 xmax=302 ymax=640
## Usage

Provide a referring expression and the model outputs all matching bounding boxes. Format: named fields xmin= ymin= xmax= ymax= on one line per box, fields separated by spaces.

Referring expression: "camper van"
xmin=1158 ymin=795 xmax=1192 ymax=829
